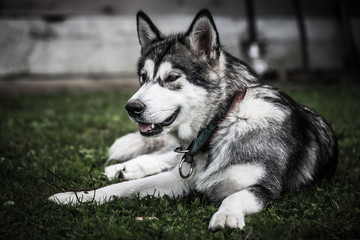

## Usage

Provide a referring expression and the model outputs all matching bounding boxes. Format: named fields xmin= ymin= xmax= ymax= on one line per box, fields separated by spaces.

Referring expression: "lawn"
xmin=0 ymin=80 xmax=359 ymax=239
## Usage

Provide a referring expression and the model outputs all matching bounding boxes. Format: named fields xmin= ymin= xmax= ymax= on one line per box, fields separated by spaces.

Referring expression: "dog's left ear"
xmin=185 ymin=9 xmax=220 ymax=60
xmin=137 ymin=11 xmax=163 ymax=51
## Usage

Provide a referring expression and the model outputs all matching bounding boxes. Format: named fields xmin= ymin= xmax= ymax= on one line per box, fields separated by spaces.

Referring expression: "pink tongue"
xmin=138 ymin=123 xmax=152 ymax=132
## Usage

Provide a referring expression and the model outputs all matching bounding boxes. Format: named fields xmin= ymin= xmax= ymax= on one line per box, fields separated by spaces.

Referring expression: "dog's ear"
xmin=137 ymin=11 xmax=163 ymax=51
xmin=185 ymin=9 xmax=220 ymax=60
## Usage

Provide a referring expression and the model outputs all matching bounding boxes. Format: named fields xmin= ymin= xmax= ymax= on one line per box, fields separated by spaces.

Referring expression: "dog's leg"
xmin=104 ymin=150 xmax=180 ymax=180
xmin=107 ymin=132 xmax=176 ymax=163
xmin=49 ymin=168 xmax=190 ymax=205
xmin=208 ymin=188 xmax=266 ymax=230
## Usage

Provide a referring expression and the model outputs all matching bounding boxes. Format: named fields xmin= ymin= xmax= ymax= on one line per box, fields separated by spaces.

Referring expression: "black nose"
xmin=125 ymin=101 xmax=146 ymax=118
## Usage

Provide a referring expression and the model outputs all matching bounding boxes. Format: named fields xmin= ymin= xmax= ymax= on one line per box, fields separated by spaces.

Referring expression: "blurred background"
xmin=0 ymin=0 xmax=359 ymax=92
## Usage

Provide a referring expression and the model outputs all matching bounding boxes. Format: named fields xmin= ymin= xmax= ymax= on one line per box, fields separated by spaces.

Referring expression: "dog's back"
xmin=201 ymin=78 xmax=338 ymax=202
xmin=254 ymin=87 xmax=338 ymax=193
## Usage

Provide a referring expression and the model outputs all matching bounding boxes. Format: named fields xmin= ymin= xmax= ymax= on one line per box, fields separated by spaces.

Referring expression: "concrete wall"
xmin=1 ymin=14 xmax=359 ymax=77
xmin=1 ymin=16 xmax=138 ymax=76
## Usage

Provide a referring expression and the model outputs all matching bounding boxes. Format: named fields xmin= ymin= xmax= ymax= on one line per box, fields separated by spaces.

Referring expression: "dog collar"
xmin=175 ymin=89 xmax=247 ymax=179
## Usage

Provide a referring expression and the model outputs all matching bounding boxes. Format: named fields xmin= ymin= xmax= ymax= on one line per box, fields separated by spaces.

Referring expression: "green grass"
xmin=1 ymin=82 xmax=360 ymax=239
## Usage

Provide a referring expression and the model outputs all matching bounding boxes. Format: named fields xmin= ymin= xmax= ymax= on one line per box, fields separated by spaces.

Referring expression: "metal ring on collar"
xmin=174 ymin=147 xmax=189 ymax=154
xmin=179 ymin=157 xmax=193 ymax=179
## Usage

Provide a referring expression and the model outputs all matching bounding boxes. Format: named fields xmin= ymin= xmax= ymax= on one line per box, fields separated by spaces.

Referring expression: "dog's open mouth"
xmin=138 ymin=108 xmax=180 ymax=137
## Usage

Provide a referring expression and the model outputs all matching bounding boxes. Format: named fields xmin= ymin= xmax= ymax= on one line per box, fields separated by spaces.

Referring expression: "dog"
xmin=49 ymin=10 xmax=338 ymax=230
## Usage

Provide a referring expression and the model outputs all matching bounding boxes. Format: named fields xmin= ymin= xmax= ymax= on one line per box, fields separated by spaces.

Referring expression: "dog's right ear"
xmin=137 ymin=11 xmax=163 ymax=51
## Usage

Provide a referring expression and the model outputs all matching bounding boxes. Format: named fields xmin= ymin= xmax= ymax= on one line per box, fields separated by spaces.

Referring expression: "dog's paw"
xmin=49 ymin=191 xmax=96 ymax=205
xmin=104 ymin=162 xmax=145 ymax=181
xmin=104 ymin=155 xmax=166 ymax=181
xmin=104 ymin=163 xmax=124 ymax=180
xmin=104 ymin=161 xmax=149 ymax=181
xmin=208 ymin=208 xmax=245 ymax=230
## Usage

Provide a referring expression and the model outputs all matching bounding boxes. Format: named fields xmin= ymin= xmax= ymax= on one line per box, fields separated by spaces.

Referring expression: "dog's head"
xmin=126 ymin=10 xmax=228 ymax=142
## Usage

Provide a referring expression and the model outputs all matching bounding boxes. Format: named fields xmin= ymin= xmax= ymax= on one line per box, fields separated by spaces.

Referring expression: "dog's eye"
xmin=165 ymin=75 xmax=180 ymax=82
xmin=140 ymin=73 xmax=148 ymax=84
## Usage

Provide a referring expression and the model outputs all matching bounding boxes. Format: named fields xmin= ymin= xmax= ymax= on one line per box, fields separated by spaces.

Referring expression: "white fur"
xmin=156 ymin=62 xmax=172 ymax=80
xmin=129 ymin=83 xmax=178 ymax=123
xmin=225 ymin=164 xmax=265 ymax=187
xmin=129 ymin=61 xmax=209 ymax=142
xmin=236 ymin=89 xmax=288 ymax=129
xmin=49 ymin=168 xmax=190 ymax=205
xmin=140 ymin=59 xmax=155 ymax=84
xmin=195 ymin=163 xmax=265 ymax=194
xmin=105 ymin=151 xmax=180 ymax=180
xmin=108 ymin=132 xmax=149 ymax=162
xmin=208 ymin=190 xmax=263 ymax=230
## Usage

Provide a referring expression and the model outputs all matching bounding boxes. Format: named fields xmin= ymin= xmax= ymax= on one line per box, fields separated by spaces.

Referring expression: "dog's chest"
xmin=190 ymin=149 xmax=265 ymax=201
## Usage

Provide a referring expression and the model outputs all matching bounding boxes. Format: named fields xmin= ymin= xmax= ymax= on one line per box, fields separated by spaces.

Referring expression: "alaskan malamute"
xmin=50 ymin=10 xmax=337 ymax=230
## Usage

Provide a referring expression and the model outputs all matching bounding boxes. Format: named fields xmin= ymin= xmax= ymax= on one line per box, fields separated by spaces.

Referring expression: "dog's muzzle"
xmin=125 ymin=100 xmax=180 ymax=137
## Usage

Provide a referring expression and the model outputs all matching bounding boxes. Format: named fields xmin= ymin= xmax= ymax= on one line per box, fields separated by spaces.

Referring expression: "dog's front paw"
xmin=208 ymin=209 xmax=245 ymax=230
xmin=104 ymin=163 xmax=124 ymax=180
xmin=49 ymin=191 xmax=96 ymax=205
xmin=105 ymin=156 xmax=166 ymax=181
xmin=104 ymin=162 xmax=145 ymax=181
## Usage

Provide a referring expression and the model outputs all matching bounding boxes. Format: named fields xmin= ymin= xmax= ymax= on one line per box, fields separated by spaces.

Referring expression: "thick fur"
xmin=49 ymin=10 xmax=337 ymax=230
